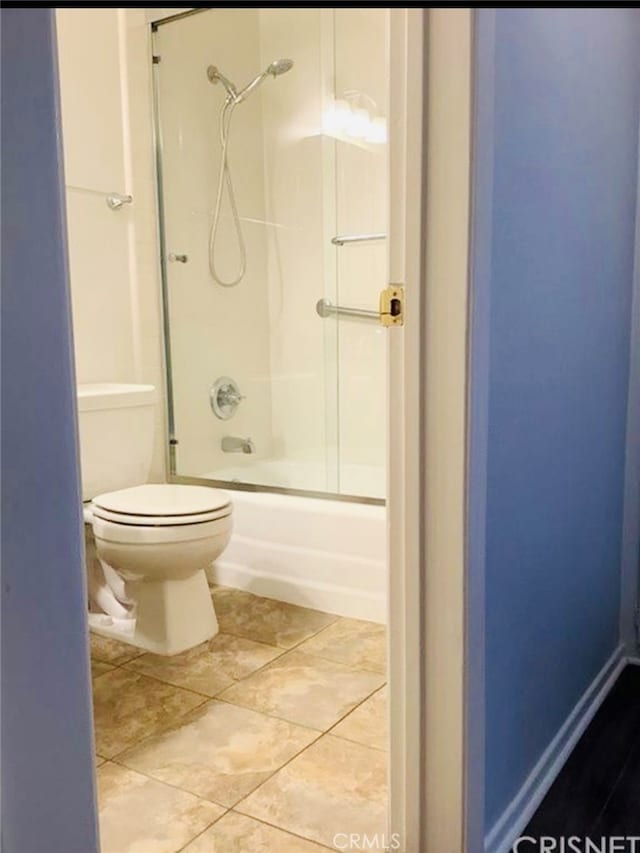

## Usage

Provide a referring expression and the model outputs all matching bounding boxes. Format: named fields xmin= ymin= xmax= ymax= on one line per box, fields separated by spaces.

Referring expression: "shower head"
xmin=235 ymin=58 xmax=294 ymax=103
xmin=266 ymin=58 xmax=294 ymax=77
xmin=207 ymin=59 xmax=293 ymax=105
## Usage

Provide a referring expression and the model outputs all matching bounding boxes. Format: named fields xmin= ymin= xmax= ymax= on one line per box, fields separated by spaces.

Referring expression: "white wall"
xmin=153 ymin=9 xmax=274 ymax=477
xmin=56 ymin=8 xmax=166 ymax=482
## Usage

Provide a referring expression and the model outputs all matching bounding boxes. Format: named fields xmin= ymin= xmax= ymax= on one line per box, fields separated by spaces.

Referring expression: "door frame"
xmin=49 ymin=6 xmax=478 ymax=851
xmin=388 ymin=9 xmax=474 ymax=852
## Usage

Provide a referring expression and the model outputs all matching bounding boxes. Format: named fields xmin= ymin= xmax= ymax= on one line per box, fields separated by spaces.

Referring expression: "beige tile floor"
xmin=92 ymin=585 xmax=388 ymax=853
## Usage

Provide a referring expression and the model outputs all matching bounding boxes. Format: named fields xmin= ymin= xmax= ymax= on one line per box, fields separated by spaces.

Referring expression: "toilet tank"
xmin=77 ymin=383 xmax=158 ymax=501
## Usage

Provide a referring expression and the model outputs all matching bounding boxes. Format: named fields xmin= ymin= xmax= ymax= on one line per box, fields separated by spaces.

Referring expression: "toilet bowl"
xmin=89 ymin=484 xmax=232 ymax=656
xmin=77 ymin=383 xmax=234 ymax=655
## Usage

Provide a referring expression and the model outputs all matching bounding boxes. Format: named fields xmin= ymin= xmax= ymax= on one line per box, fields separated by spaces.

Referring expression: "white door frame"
xmin=388 ymin=9 xmax=473 ymax=851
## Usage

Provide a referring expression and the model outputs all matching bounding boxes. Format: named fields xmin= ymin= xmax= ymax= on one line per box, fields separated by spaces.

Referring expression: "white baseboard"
xmin=485 ymin=645 xmax=626 ymax=853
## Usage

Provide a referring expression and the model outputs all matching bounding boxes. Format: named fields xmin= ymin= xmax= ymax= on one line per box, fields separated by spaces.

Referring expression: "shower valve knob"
xmin=169 ymin=253 xmax=188 ymax=263
xmin=210 ymin=377 xmax=245 ymax=420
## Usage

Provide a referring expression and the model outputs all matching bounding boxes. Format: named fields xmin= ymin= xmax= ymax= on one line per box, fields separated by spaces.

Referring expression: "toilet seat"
xmin=92 ymin=484 xmax=232 ymax=527
xmin=93 ymin=506 xmax=232 ymax=526
xmin=93 ymin=513 xmax=232 ymax=545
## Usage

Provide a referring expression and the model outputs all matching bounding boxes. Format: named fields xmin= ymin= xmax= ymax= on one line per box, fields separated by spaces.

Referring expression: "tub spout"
xmin=221 ymin=435 xmax=255 ymax=454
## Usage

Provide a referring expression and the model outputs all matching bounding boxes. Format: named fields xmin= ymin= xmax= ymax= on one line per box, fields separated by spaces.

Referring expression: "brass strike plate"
xmin=379 ymin=285 xmax=405 ymax=326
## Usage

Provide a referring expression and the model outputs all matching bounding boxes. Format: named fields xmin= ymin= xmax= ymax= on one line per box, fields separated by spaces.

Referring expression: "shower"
xmin=207 ymin=58 xmax=294 ymax=287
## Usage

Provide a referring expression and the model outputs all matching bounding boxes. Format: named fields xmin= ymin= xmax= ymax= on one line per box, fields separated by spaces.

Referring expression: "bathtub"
xmin=208 ymin=489 xmax=387 ymax=623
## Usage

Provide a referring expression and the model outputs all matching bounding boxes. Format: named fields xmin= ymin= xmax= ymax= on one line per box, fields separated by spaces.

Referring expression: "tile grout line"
xmin=206 ymin=614 xmax=342 ymax=655
xmin=104 ymin=756 xmax=230 ymax=811
xmin=102 ymin=690 xmax=210 ymax=762
xmin=232 ymin=727 xmax=328 ymax=816
xmin=230 ymin=810 xmax=337 ymax=850
xmin=208 ymin=695 xmax=324 ymax=733
xmin=323 ymin=684 xmax=389 ymax=752
xmin=173 ymin=809 xmax=228 ymax=853
xmin=113 ymin=721 xmax=327 ymax=828
xmin=214 ymin=669 xmax=386 ymax=735
xmin=174 ymin=809 xmax=336 ymax=853
xmin=100 ymin=682 xmax=321 ymax=764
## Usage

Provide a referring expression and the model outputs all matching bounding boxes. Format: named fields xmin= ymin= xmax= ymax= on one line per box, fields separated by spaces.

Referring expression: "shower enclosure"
xmin=153 ymin=8 xmax=389 ymax=502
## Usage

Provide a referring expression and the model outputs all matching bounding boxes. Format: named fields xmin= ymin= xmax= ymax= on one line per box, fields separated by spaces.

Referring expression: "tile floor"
xmin=91 ymin=585 xmax=388 ymax=853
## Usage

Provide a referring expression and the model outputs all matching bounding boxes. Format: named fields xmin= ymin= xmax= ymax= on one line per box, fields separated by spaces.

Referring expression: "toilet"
xmin=78 ymin=383 xmax=232 ymax=656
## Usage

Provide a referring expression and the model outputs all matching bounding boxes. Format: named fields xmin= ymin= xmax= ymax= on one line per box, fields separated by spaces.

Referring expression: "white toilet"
xmin=77 ymin=383 xmax=232 ymax=656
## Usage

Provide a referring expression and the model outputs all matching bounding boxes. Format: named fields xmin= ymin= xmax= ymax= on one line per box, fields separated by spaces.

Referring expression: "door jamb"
xmin=388 ymin=9 xmax=474 ymax=852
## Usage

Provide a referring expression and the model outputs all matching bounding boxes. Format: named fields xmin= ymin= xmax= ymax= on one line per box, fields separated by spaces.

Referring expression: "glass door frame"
xmin=150 ymin=7 xmax=385 ymax=507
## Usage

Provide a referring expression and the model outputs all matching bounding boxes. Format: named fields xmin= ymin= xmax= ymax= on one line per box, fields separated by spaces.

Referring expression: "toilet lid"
xmin=92 ymin=484 xmax=231 ymax=519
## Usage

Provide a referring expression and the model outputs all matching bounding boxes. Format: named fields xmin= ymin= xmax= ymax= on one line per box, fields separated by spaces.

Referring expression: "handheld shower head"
xmin=267 ymin=58 xmax=294 ymax=77
xmin=207 ymin=57 xmax=294 ymax=288
xmin=207 ymin=59 xmax=293 ymax=104
xmin=236 ymin=58 xmax=294 ymax=102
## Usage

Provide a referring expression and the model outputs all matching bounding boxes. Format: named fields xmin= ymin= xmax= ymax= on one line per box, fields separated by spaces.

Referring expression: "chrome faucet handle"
xmin=219 ymin=385 xmax=245 ymax=406
xmin=210 ymin=377 xmax=245 ymax=420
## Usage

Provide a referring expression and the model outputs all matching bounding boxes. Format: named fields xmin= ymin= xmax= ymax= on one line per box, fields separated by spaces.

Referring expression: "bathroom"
xmin=7 ymin=7 xmax=640 ymax=853
xmin=58 ymin=7 xmax=393 ymax=850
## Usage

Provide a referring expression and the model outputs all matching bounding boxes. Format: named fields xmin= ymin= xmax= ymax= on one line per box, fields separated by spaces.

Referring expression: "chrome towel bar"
xmin=316 ymin=286 xmax=404 ymax=327
xmin=316 ymin=298 xmax=379 ymax=321
xmin=331 ymin=233 xmax=386 ymax=246
xmin=66 ymin=185 xmax=134 ymax=211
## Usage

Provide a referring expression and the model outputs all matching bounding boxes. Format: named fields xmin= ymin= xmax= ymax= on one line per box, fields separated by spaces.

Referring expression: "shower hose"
xmin=208 ymin=97 xmax=247 ymax=287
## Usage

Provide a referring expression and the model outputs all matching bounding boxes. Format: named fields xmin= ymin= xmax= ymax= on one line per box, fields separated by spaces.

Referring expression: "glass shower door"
xmin=153 ymin=8 xmax=388 ymax=501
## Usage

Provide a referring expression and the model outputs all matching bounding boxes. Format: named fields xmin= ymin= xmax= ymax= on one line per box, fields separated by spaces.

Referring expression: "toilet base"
xmin=90 ymin=569 xmax=219 ymax=656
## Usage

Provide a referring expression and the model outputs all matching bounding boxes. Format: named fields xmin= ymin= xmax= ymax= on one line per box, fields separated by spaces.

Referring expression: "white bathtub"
xmin=208 ymin=489 xmax=387 ymax=623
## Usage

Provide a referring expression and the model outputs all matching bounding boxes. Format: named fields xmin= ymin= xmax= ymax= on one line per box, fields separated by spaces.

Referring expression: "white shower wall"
xmin=258 ymin=9 xmax=336 ymax=481
xmin=334 ymin=9 xmax=389 ymax=496
xmin=154 ymin=10 xmax=275 ymax=477
xmin=256 ymin=8 xmax=389 ymax=497
xmin=158 ymin=8 xmax=388 ymax=498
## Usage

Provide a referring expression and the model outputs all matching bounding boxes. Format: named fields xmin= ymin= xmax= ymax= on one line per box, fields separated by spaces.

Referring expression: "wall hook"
xmin=106 ymin=192 xmax=133 ymax=211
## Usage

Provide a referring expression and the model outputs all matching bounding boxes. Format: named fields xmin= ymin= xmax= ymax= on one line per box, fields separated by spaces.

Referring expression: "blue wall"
xmin=479 ymin=8 xmax=640 ymax=831
xmin=1 ymin=9 xmax=99 ymax=851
